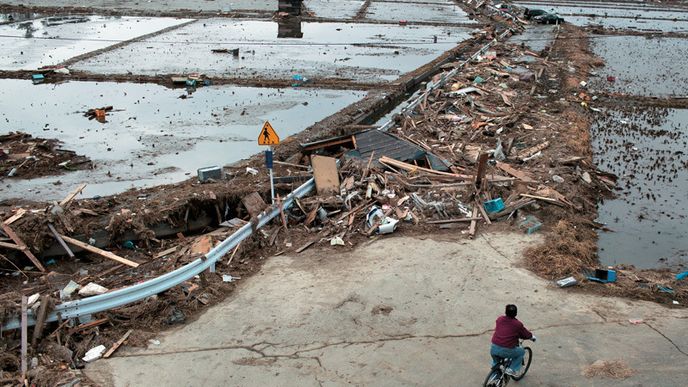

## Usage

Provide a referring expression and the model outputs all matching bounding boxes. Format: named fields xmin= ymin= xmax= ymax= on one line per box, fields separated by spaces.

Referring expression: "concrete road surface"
xmin=85 ymin=233 xmax=688 ymax=386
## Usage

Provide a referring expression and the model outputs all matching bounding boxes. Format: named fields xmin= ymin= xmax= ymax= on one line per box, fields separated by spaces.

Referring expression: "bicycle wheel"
xmin=511 ymin=347 xmax=533 ymax=381
xmin=483 ymin=369 xmax=503 ymax=387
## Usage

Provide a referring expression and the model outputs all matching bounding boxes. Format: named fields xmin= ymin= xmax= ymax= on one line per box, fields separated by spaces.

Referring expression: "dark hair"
xmin=505 ymin=304 xmax=518 ymax=318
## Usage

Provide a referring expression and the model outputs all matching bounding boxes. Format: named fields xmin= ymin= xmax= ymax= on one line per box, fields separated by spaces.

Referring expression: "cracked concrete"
xmin=85 ymin=234 xmax=688 ymax=386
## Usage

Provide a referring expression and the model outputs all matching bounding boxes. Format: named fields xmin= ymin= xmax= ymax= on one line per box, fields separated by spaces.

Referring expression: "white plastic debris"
xmin=82 ymin=345 xmax=106 ymax=362
xmin=27 ymin=293 xmax=40 ymax=307
xmin=378 ymin=218 xmax=399 ymax=235
xmin=245 ymin=167 xmax=259 ymax=176
xmin=222 ymin=274 xmax=240 ymax=282
xmin=330 ymin=236 xmax=345 ymax=246
xmin=148 ymin=339 xmax=161 ymax=346
xmin=61 ymin=280 xmax=80 ymax=300
xmin=78 ymin=282 xmax=108 ymax=297
xmin=54 ymin=67 xmax=70 ymax=75
xmin=581 ymin=172 xmax=592 ymax=184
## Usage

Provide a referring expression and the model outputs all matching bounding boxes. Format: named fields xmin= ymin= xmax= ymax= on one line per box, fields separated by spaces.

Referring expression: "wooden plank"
xmin=155 ymin=246 xmax=178 ymax=259
xmin=475 ymin=152 xmax=490 ymax=188
xmin=70 ymin=317 xmax=109 ymax=333
xmin=21 ymin=296 xmax=28 ymax=382
xmin=3 ymin=208 xmax=27 ymax=225
xmin=469 ymin=207 xmax=479 ymax=239
xmin=1 ymin=223 xmax=46 ymax=272
xmin=47 ymin=224 xmax=75 ymax=258
xmin=520 ymin=193 xmax=565 ymax=207
xmin=103 ymin=329 xmax=133 ymax=359
xmin=311 ymin=155 xmax=340 ymax=195
xmin=426 ymin=217 xmax=481 ymax=224
xmin=295 ymin=239 xmax=317 ymax=253
xmin=495 ymin=161 xmax=536 ymax=183
xmin=517 ymin=141 xmax=549 ymax=160
xmin=476 ymin=200 xmax=493 ymax=225
xmin=31 ymin=295 xmax=51 ymax=347
xmin=241 ymin=192 xmax=267 ymax=218
xmin=0 ymin=241 xmax=22 ymax=250
xmin=489 ymin=199 xmax=536 ymax=220
xmin=360 ymin=151 xmax=375 ymax=182
xmin=59 ymin=183 xmax=87 ymax=208
xmin=60 ymin=235 xmax=139 ymax=268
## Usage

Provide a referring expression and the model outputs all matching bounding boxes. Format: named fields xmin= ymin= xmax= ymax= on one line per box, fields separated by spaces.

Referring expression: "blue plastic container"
xmin=483 ymin=198 xmax=505 ymax=214
xmin=587 ymin=269 xmax=617 ymax=284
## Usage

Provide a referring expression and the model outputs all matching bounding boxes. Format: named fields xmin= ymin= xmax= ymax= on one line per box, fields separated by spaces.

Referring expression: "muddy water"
xmin=72 ymin=19 xmax=475 ymax=83
xmin=590 ymin=35 xmax=688 ymax=97
xmin=0 ymin=15 xmax=192 ymax=70
xmin=592 ymin=107 xmax=688 ymax=269
xmin=0 ymin=80 xmax=365 ymax=201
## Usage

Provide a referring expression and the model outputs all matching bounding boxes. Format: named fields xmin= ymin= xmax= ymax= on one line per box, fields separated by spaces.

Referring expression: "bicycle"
xmin=482 ymin=340 xmax=533 ymax=387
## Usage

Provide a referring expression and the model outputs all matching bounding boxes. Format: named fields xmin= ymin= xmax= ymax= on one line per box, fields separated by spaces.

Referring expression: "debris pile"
xmin=0 ymin=132 xmax=92 ymax=179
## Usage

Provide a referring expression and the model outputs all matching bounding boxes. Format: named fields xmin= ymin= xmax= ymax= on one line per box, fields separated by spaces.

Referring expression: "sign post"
xmin=258 ymin=121 xmax=280 ymax=204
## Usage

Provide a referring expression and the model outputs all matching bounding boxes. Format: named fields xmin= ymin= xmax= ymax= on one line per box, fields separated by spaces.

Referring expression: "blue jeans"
xmin=490 ymin=343 xmax=525 ymax=372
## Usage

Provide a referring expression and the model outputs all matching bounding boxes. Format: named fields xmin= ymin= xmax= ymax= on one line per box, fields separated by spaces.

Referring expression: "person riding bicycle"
xmin=490 ymin=304 xmax=536 ymax=376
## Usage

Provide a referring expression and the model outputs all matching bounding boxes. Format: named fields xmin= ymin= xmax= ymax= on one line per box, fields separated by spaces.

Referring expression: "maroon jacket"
xmin=491 ymin=315 xmax=533 ymax=348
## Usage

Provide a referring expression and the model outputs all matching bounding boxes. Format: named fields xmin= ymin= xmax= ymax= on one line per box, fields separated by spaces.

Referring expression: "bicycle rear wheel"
xmin=483 ymin=369 xmax=503 ymax=387
xmin=511 ymin=347 xmax=533 ymax=381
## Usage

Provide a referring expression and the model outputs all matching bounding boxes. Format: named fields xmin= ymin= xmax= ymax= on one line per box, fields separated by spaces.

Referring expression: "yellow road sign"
xmin=258 ymin=121 xmax=280 ymax=146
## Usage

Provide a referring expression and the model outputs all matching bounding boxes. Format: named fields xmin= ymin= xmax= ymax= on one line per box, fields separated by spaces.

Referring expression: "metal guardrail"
xmin=2 ymin=177 xmax=316 ymax=331
xmin=378 ymin=28 xmax=513 ymax=132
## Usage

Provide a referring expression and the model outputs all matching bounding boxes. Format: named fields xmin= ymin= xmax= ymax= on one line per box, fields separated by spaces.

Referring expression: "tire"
xmin=511 ymin=347 xmax=533 ymax=381
xmin=483 ymin=369 xmax=503 ymax=387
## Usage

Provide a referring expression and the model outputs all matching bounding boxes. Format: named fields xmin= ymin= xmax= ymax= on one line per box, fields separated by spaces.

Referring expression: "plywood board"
xmin=311 ymin=155 xmax=339 ymax=196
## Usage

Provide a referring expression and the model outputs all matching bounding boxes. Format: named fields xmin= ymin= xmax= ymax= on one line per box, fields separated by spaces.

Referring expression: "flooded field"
xmin=304 ymin=0 xmax=363 ymax=19
xmin=365 ymin=1 xmax=474 ymax=24
xmin=72 ymin=19 xmax=475 ymax=83
xmin=0 ymin=15 xmax=192 ymax=70
xmin=592 ymin=107 xmax=688 ymax=269
xmin=514 ymin=1 xmax=688 ymax=32
xmin=590 ymin=35 xmax=688 ymax=97
xmin=0 ymin=0 xmax=275 ymax=13
xmin=0 ymin=80 xmax=365 ymax=200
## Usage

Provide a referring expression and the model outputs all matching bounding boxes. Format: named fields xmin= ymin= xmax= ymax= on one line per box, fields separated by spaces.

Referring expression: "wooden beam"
xmin=31 ymin=295 xmax=51 ymax=347
xmin=1 ymin=223 xmax=46 ymax=272
xmin=426 ymin=217 xmax=481 ymax=224
xmin=476 ymin=200 xmax=493 ymax=225
xmin=3 ymin=208 xmax=27 ymax=225
xmin=70 ymin=318 xmax=109 ymax=334
xmin=59 ymin=183 xmax=87 ymax=208
xmin=495 ymin=161 xmax=536 ymax=183
xmin=103 ymin=329 xmax=133 ymax=359
xmin=468 ymin=207 xmax=479 ymax=238
xmin=475 ymin=152 xmax=490 ymax=188
xmin=47 ymin=224 xmax=75 ymax=258
xmin=0 ymin=241 xmax=22 ymax=251
xmin=21 ymin=296 xmax=28 ymax=382
xmin=520 ymin=194 xmax=565 ymax=207
xmin=60 ymin=235 xmax=139 ymax=268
